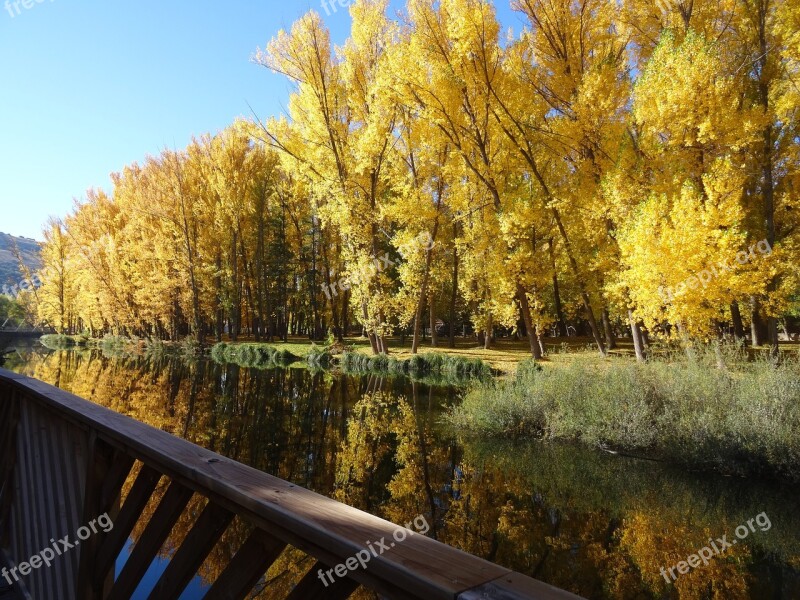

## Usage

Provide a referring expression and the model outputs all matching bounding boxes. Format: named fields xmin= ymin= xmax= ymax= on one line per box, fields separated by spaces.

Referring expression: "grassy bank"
xmin=206 ymin=340 xmax=492 ymax=382
xmin=449 ymin=348 xmax=800 ymax=479
xmin=340 ymin=350 xmax=491 ymax=382
xmin=209 ymin=342 xmax=299 ymax=368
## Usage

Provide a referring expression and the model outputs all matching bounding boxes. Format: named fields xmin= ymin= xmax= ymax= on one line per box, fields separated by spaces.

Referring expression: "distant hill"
xmin=0 ymin=233 xmax=41 ymax=288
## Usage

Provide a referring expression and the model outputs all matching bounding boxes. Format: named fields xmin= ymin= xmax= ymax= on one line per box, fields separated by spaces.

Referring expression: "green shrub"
xmin=306 ymin=345 xmax=333 ymax=368
xmin=210 ymin=342 xmax=229 ymax=363
xmin=339 ymin=351 xmax=491 ymax=383
xmin=449 ymin=351 xmax=800 ymax=479
xmin=210 ymin=342 xmax=298 ymax=368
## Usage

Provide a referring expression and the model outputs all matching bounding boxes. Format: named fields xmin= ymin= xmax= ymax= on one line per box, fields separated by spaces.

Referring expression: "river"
xmin=3 ymin=339 xmax=799 ymax=599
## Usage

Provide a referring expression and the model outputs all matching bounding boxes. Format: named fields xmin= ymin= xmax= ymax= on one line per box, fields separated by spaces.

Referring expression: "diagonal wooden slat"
xmin=99 ymin=451 xmax=136 ymax=511
xmin=76 ymin=443 xmax=135 ymax=600
xmin=286 ymin=560 xmax=360 ymax=600
xmin=105 ymin=481 xmax=193 ymax=600
xmin=93 ymin=464 xmax=162 ymax=588
xmin=146 ymin=502 xmax=235 ymax=600
xmin=203 ymin=530 xmax=287 ymax=600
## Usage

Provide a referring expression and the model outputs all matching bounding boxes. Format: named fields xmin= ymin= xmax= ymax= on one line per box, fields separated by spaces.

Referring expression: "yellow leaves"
xmin=774 ymin=0 xmax=800 ymax=127
xmin=256 ymin=11 xmax=334 ymax=86
xmin=573 ymin=65 xmax=629 ymax=130
xmin=619 ymin=511 xmax=752 ymax=599
xmin=615 ymin=172 xmax=774 ymax=337
xmin=634 ymin=31 xmax=765 ymax=152
xmin=440 ymin=0 xmax=501 ymax=65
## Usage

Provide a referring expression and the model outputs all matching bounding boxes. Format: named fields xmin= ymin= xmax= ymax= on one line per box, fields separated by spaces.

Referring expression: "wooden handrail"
xmin=0 ymin=369 xmax=582 ymax=600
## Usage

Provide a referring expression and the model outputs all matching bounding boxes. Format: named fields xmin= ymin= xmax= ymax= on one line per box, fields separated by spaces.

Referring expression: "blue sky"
xmin=0 ymin=0 xmax=519 ymax=240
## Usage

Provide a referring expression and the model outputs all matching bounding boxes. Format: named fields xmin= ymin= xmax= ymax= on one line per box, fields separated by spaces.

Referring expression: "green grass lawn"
xmin=213 ymin=334 xmax=799 ymax=376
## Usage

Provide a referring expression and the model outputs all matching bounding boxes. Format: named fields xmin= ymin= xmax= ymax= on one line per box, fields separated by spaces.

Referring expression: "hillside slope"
xmin=0 ymin=233 xmax=41 ymax=288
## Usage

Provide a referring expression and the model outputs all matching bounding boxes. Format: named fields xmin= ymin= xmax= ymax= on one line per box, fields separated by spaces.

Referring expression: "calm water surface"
xmin=4 ymin=340 xmax=799 ymax=599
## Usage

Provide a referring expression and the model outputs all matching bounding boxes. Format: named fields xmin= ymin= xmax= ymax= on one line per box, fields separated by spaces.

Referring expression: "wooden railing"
xmin=0 ymin=369 xmax=582 ymax=600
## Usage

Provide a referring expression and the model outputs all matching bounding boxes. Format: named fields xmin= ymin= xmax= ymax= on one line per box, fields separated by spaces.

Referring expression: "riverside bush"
xmin=449 ymin=349 xmax=800 ymax=479
xmin=210 ymin=342 xmax=298 ymax=368
xmin=339 ymin=351 xmax=491 ymax=381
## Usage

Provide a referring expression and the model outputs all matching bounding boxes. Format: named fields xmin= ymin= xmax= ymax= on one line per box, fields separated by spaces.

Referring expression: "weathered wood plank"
xmin=146 ymin=501 xmax=234 ymax=600
xmin=93 ymin=465 xmax=162 ymax=587
xmin=203 ymin=529 xmax=287 ymax=600
xmin=98 ymin=451 xmax=136 ymax=512
xmin=106 ymin=481 xmax=193 ymax=600
xmin=76 ymin=432 xmax=105 ymax=600
xmin=285 ymin=560 xmax=360 ymax=600
xmin=458 ymin=573 xmax=586 ymax=600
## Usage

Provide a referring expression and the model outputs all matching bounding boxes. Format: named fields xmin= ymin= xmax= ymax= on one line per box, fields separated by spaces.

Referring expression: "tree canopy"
xmin=34 ymin=0 xmax=800 ymax=357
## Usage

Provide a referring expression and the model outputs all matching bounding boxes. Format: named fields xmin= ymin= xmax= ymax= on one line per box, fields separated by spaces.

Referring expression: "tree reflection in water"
xmin=8 ymin=348 xmax=800 ymax=599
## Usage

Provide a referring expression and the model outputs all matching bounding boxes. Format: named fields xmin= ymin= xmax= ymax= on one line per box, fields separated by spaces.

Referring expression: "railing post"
xmin=0 ymin=386 xmax=19 ymax=551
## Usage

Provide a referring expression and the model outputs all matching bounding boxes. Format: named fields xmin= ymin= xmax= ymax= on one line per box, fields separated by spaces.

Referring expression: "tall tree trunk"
xmin=255 ymin=186 xmax=267 ymax=343
xmin=308 ymin=218 xmax=320 ymax=340
xmin=550 ymin=241 xmax=568 ymax=337
xmin=341 ymin=290 xmax=350 ymax=342
xmin=730 ymin=301 xmax=745 ymax=343
xmin=230 ymin=231 xmax=240 ymax=342
xmin=411 ymin=194 xmax=442 ymax=353
xmin=172 ymin=156 xmax=202 ymax=346
xmin=754 ymin=0 xmax=779 ymax=358
xmin=215 ymin=252 xmax=223 ymax=342
xmin=549 ymin=208 xmax=605 ymax=355
xmin=239 ymin=235 xmax=257 ymax=339
xmin=429 ymin=294 xmax=438 ymax=348
xmin=321 ymin=235 xmax=340 ymax=342
xmin=484 ymin=314 xmax=493 ymax=350
xmin=779 ymin=319 xmax=790 ymax=341
xmin=449 ymin=225 xmax=459 ymax=348
xmin=517 ymin=284 xmax=542 ymax=360
xmin=504 ymin=145 xmax=605 ymax=354
xmin=629 ymin=309 xmax=645 ymax=362
xmin=412 ymin=252 xmax=434 ymax=353
xmin=750 ymin=297 xmax=767 ymax=346
xmin=362 ymin=301 xmax=379 ymax=354
xmin=602 ymin=308 xmax=617 ymax=350
xmin=379 ymin=309 xmax=390 ymax=355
